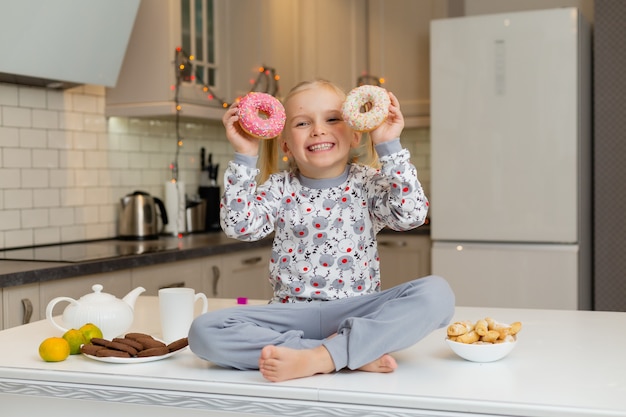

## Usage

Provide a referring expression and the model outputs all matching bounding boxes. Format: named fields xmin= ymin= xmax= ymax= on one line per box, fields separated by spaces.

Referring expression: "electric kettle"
xmin=118 ymin=191 xmax=168 ymax=239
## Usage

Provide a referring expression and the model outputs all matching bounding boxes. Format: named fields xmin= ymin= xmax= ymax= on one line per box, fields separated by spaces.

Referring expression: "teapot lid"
xmin=80 ymin=284 xmax=118 ymax=302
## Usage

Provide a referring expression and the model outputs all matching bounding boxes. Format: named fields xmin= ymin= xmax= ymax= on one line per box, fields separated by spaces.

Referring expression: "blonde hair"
xmin=258 ymin=80 xmax=379 ymax=183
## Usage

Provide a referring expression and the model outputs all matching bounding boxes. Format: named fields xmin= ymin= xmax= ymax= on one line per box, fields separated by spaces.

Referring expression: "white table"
xmin=0 ymin=297 xmax=624 ymax=417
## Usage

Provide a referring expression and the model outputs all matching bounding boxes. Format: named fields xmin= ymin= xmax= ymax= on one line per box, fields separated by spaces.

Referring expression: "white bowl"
xmin=445 ymin=338 xmax=517 ymax=363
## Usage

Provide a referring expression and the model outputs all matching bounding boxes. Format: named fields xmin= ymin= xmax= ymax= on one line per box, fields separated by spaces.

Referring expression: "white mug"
xmin=158 ymin=287 xmax=208 ymax=343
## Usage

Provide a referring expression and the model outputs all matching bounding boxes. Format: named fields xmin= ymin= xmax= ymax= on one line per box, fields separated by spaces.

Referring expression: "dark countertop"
xmin=0 ymin=226 xmax=429 ymax=289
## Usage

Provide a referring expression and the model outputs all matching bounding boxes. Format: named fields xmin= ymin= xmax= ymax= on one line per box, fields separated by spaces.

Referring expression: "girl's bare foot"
xmin=357 ymin=354 xmax=398 ymax=373
xmin=259 ymin=345 xmax=335 ymax=382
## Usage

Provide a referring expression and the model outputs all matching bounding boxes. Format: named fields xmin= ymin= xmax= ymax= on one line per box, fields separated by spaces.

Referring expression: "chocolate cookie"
xmin=112 ymin=337 xmax=143 ymax=351
xmin=136 ymin=346 xmax=169 ymax=357
xmin=107 ymin=341 xmax=138 ymax=356
xmin=95 ymin=348 xmax=131 ymax=358
xmin=136 ymin=337 xmax=166 ymax=349
xmin=80 ymin=343 xmax=104 ymax=356
xmin=125 ymin=332 xmax=153 ymax=341
xmin=167 ymin=337 xmax=189 ymax=352
xmin=90 ymin=337 xmax=112 ymax=347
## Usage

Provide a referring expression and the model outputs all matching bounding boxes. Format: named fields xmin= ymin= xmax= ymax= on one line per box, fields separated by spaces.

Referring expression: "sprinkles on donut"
xmin=341 ymin=85 xmax=391 ymax=132
xmin=237 ymin=92 xmax=286 ymax=139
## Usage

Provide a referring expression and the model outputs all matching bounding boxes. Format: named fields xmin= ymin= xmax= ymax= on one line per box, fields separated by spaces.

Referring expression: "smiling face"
xmin=280 ymin=83 xmax=361 ymax=179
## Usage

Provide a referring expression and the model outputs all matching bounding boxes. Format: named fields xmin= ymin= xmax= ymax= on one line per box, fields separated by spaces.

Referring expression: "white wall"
xmin=0 ymin=82 xmax=430 ymax=249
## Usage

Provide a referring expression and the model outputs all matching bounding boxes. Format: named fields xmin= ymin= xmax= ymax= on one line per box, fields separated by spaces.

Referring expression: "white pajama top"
xmin=220 ymin=139 xmax=429 ymax=303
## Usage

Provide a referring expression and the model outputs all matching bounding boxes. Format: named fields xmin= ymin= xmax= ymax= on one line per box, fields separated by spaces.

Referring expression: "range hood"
xmin=0 ymin=0 xmax=140 ymax=89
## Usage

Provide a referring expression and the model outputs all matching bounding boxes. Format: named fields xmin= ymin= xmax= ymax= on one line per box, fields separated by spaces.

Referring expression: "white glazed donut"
xmin=237 ymin=92 xmax=286 ymax=139
xmin=341 ymin=85 xmax=391 ymax=132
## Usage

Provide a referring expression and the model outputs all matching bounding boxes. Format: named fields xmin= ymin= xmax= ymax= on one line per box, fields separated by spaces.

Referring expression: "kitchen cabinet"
xmin=131 ymin=258 xmax=206 ymax=296
xmin=106 ymin=0 xmax=441 ymax=122
xmin=106 ymin=0 xmax=369 ymax=119
xmin=216 ymin=248 xmax=273 ymax=300
xmin=106 ymin=0 xmax=230 ymax=120
xmin=366 ymin=0 xmax=447 ymax=127
xmin=2 ymin=283 xmax=39 ymax=330
xmin=377 ymin=234 xmax=431 ymax=289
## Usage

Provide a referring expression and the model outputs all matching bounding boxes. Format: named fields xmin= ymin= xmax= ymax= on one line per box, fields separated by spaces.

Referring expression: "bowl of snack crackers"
xmin=445 ymin=317 xmax=522 ymax=363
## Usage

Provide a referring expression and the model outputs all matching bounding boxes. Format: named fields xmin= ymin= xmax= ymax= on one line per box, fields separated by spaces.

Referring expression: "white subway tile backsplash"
xmin=19 ymin=128 xmax=47 ymax=148
xmin=0 ymin=126 xmax=19 ymax=146
xmin=2 ymin=148 xmax=31 ymax=168
xmin=60 ymin=188 xmax=85 ymax=207
xmin=0 ymin=168 xmax=20 ymax=189
xmin=46 ymin=89 xmax=66 ymax=111
xmin=74 ymin=169 xmax=99 ymax=187
xmin=108 ymin=151 xmax=129 ymax=168
xmin=33 ymin=188 xmax=60 ymax=208
xmin=4 ymin=189 xmax=32 ymax=209
xmin=2 ymin=107 xmax=31 ymax=128
xmin=47 ymin=130 xmax=73 ymax=149
xmin=73 ymin=131 xmax=98 ymax=150
xmin=21 ymin=208 xmax=49 ymax=228
xmin=72 ymin=93 xmax=98 ymax=114
xmin=74 ymin=205 xmax=100 ymax=225
xmin=21 ymin=169 xmax=49 ymax=188
xmin=97 ymin=204 xmax=116 ymax=223
xmin=33 ymin=149 xmax=59 ymax=168
xmin=5 ymin=228 xmax=33 ymax=247
xmin=34 ymin=227 xmax=61 ymax=245
xmin=60 ymin=225 xmax=86 ymax=242
xmin=33 ymin=109 xmax=59 ymax=129
xmin=85 ymin=223 xmax=112 ymax=240
xmin=120 ymin=170 xmax=142 ymax=187
xmin=59 ymin=150 xmax=85 ymax=169
xmin=0 ymin=84 xmax=18 ymax=105
xmin=84 ymin=114 xmax=107 ymax=133
xmin=49 ymin=207 xmax=75 ymax=226
xmin=19 ymin=88 xmax=47 ymax=109
xmin=59 ymin=112 xmax=85 ymax=131
xmin=0 ymin=209 xmax=20 ymax=231
xmin=84 ymin=187 xmax=112 ymax=205
xmin=84 ymin=150 xmax=108 ymax=169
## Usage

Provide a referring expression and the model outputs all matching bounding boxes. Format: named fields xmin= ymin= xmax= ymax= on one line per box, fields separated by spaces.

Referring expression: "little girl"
xmin=188 ymin=80 xmax=455 ymax=382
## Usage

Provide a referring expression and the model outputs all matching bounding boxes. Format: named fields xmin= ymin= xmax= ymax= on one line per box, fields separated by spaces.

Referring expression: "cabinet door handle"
xmin=21 ymin=298 xmax=33 ymax=325
xmin=242 ymin=256 xmax=263 ymax=265
xmin=379 ymin=240 xmax=407 ymax=248
xmin=159 ymin=281 xmax=186 ymax=289
xmin=211 ymin=265 xmax=220 ymax=296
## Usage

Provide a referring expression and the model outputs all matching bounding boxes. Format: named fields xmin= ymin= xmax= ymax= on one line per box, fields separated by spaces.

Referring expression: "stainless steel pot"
xmin=118 ymin=191 xmax=168 ymax=240
xmin=186 ymin=199 xmax=207 ymax=233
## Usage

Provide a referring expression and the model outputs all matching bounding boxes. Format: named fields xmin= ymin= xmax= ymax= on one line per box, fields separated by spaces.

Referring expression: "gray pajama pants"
xmin=188 ymin=275 xmax=455 ymax=371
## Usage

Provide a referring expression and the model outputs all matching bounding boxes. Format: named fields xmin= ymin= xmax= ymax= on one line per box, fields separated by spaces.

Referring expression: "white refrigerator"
xmin=430 ymin=8 xmax=592 ymax=310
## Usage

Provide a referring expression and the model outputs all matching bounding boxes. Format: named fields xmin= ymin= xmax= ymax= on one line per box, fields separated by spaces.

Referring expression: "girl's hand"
xmin=223 ymin=103 xmax=260 ymax=156
xmin=369 ymin=92 xmax=404 ymax=145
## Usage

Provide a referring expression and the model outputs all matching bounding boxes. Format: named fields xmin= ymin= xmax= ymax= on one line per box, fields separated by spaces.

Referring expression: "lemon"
xmin=62 ymin=329 xmax=87 ymax=355
xmin=79 ymin=323 xmax=103 ymax=343
xmin=39 ymin=337 xmax=70 ymax=362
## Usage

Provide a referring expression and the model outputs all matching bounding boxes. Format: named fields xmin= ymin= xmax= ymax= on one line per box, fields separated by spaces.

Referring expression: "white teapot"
xmin=46 ymin=284 xmax=146 ymax=339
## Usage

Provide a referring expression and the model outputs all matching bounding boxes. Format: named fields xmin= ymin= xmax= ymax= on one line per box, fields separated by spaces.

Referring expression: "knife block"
xmin=198 ymin=186 xmax=221 ymax=231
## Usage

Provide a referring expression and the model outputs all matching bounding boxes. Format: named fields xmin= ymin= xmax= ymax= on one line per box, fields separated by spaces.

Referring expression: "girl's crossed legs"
xmin=188 ymin=275 xmax=454 ymax=382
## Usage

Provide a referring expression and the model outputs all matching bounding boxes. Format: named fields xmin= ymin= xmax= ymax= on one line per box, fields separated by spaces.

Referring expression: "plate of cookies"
xmin=80 ymin=332 xmax=189 ymax=364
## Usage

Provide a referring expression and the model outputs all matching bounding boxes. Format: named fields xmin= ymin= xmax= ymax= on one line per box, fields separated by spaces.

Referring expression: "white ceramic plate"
xmin=82 ymin=346 xmax=188 ymax=364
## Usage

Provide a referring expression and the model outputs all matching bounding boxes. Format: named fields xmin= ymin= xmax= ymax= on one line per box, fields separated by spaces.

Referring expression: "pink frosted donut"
xmin=341 ymin=85 xmax=391 ymax=132
xmin=237 ymin=92 xmax=286 ymax=139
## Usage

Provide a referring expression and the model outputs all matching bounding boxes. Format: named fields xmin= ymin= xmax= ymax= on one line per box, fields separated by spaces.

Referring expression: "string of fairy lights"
xmin=169 ymin=47 xmax=281 ymax=180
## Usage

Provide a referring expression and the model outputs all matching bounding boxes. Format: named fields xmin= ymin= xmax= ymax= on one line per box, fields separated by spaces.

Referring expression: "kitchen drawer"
xmin=131 ymin=258 xmax=206 ymax=296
